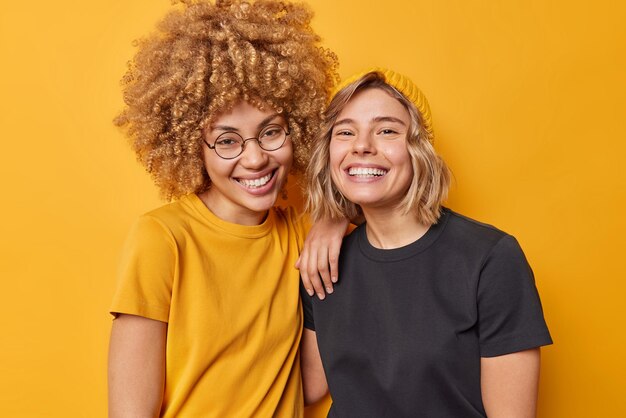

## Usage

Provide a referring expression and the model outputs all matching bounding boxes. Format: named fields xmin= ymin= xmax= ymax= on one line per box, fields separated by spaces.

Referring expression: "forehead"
xmin=210 ymin=100 xmax=284 ymax=130
xmin=337 ymin=87 xmax=410 ymax=123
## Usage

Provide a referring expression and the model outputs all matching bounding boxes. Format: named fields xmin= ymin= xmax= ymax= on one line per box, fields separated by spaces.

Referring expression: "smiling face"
xmin=199 ymin=101 xmax=293 ymax=225
xmin=329 ymin=87 xmax=413 ymax=214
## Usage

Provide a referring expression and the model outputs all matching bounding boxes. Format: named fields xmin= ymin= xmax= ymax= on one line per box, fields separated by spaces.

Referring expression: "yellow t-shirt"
xmin=111 ymin=194 xmax=309 ymax=417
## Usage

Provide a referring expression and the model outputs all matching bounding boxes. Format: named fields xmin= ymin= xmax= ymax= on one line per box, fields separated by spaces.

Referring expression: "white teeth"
xmin=238 ymin=172 xmax=273 ymax=188
xmin=348 ymin=167 xmax=387 ymax=177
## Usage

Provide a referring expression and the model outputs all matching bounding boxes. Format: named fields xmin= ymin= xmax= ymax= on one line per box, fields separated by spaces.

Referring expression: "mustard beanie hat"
xmin=332 ymin=67 xmax=434 ymax=142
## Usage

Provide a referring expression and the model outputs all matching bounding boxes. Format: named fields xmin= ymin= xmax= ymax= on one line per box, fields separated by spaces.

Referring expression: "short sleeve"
xmin=300 ymin=282 xmax=316 ymax=331
xmin=290 ymin=208 xmax=312 ymax=250
xmin=110 ymin=215 xmax=177 ymax=322
xmin=477 ymin=235 xmax=552 ymax=357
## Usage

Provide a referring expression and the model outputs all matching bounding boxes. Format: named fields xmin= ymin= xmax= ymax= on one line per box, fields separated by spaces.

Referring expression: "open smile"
xmin=347 ymin=167 xmax=388 ymax=178
xmin=235 ymin=169 xmax=276 ymax=189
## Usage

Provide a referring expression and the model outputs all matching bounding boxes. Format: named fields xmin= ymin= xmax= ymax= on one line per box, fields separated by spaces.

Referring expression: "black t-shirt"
xmin=302 ymin=208 xmax=552 ymax=418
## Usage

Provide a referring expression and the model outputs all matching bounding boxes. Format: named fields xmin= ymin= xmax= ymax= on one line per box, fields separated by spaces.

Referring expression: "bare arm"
xmin=300 ymin=329 xmax=329 ymax=406
xmin=296 ymin=217 xmax=349 ymax=300
xmin=481 ymin=348 xmax=541 ymax=418
xmin=108 ymin=314 xmax=167 ymax=418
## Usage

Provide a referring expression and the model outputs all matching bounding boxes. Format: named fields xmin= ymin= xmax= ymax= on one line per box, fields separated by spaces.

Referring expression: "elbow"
xmin=303 ymin=383 xmax=329 ymax=406
xmin=302 ymin=370 xmax=329 ymax=406
xmin=300 ymin=328 xmax=329 ymax=406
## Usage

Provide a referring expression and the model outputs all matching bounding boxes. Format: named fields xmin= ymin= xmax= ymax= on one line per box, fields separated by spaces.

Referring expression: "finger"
xmin=316 ymin=248 xmax=334 ymax=294
xmin=328 ymin=239 xmax=341 ymax=284
xmin=294 ymin=254 xmax=301 ymax=269
xmin=307 ymin=248 xmax=326 ymax=300
xmin=297 ymin=248 xmax=315 ymax=296
xmin=297 ymin=246 xmax=314 ymax=296
xmin=300 ymin=274 xmax=315 ymax=297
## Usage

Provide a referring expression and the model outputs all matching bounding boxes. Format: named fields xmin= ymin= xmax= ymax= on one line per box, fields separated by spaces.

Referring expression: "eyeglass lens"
xmin=213 ymin=124 xmax=288 ymax=159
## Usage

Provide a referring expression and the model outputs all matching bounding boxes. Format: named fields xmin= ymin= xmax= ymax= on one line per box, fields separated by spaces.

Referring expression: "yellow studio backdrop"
xmin=0 ymin=0 xmax=624 ymax=416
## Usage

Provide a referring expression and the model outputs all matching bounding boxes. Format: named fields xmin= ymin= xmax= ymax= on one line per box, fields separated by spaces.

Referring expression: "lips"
xmin=234 ymin=169 xmax=277 ymax=190
xmin=347 ymin=167 xmax=388 ymax=177
xmin=236 ymin=172 xmax=273 ymax=188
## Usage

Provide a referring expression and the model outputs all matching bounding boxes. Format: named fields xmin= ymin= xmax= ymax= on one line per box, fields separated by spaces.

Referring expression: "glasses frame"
xmin=203 ymin=124 xmax=291 ymax=160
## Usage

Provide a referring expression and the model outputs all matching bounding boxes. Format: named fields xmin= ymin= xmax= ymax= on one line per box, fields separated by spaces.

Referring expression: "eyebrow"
xmin=333 ymin=116 xmax=407 ymax=127
xmin=211 ymin=114 xmax=283 ymax=133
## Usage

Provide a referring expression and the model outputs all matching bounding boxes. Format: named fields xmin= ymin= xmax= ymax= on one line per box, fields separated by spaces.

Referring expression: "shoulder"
xmin=432 ymin=209 xmax=531 ymax=268
xmin=444 ymin=208 xmax=506 ymax=237
xmin=133 ymin=194 xmax=206 ymax=242
xmin=126 ymin=213 xmax=176 ymax=251
xmin=345 ymin=222 xmax=364 ymax=240
xmin=339 ymin=222 xmax=364 ymax=252
xmin=142 ymin=196 xmax=194 ymax=228
xmin=273 ymin=205 xmax=310 ymax=231
xmin=441 ymin=208 xmax=510 ymax=247
xmin=123 ymin=196 xmax=201 ymax=251
xmin=443 ymin=211 xmax=533 ymax=279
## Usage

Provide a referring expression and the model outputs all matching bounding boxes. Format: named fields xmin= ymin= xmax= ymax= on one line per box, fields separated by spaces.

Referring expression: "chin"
xmin=247 ymin=194 xmax=280 ymax=212
xmin=343 ymin=193 xmax=377 ymax=207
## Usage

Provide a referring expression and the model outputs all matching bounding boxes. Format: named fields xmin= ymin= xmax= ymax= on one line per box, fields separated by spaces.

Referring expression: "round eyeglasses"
xmin=203 ymin=124 xmax=290 ymax=159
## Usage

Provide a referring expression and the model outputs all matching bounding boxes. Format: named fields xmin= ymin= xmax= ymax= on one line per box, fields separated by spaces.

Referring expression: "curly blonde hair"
xmin=115 ymin=0 xmax=339 ymax=198
xmin=306 ymin=72 xmax=451 ymax=225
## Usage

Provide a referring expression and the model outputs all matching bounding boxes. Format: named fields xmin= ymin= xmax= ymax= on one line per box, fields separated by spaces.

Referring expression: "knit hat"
xmin=331 ymin=67 xmax=434 ymax=142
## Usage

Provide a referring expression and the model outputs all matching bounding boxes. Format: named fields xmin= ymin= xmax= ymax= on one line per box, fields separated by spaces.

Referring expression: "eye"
xmin=333 ymin=129 xmax=354 ymax=138
xmin=379 ymin=128 xmax=398 ymax=135
xmin=215 ymin=136 xmax=241 ymax=147
xmin=261 ymin=127 xmax=281 ymax=138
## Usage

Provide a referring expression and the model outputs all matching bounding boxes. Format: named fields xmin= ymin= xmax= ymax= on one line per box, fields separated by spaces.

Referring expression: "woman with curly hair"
xmin=300 ymin=69 xmax=552 ymax=417
xmin=107 ymin=1 xmax=342 ymax=416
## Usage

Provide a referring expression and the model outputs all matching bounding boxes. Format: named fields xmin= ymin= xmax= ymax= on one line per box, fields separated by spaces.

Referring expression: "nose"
xmin=352 ymin=132 xmax=375 ymax=155
xmin=240 ymin=139 xmax=269 ymax=168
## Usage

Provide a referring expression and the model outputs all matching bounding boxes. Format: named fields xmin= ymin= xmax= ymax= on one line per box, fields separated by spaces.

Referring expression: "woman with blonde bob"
xmin=107 ymin=1 xmax=346 ymax=417
xmin=300 ymin=68 xmax=552 ymax=417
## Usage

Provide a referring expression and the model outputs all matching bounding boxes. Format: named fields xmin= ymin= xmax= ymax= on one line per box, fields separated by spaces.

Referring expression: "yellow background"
xmin=1 ymin=0 xmax=624 ymax=416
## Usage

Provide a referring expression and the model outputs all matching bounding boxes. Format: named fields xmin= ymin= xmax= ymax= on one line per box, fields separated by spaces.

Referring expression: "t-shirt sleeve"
xmin=293 ymin=209 xmax=312 ymax=246
xmin=300 ymin=282 xmax=316 ymax=331
xmin=477 ymin=235 xmax=552 ymax=357
xmin=109 ymin=215 xmax=176 ymax=323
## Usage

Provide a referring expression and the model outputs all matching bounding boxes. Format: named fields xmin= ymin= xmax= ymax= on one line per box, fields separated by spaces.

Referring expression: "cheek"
xmin=277 ymin=142 xmax=294 ymax=170
xmin=202 ymin=151 xmax=231 ymax=179
xmin=329 ymin=142 xmax=344 ymax=170
xmin=384 ymin=143 xmax=412 ymax=167
xmin=328 ymin=145 xmax=347 ymax=192
xmin=201 ymin=150 xmax=215 ymax=176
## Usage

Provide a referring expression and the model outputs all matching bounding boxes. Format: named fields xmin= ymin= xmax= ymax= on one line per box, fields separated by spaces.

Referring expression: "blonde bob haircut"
xmin=306 ymin=70 xmax=451 ymax=225
xmin=115 ymin=0 xmax=338 ymax=199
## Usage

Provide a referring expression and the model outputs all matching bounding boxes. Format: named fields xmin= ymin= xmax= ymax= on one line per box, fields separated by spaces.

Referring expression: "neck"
xmin=197 ymin=190 xmax=267 ymax=226
xmin=361 ymin=206 xmax=430 ymax=249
